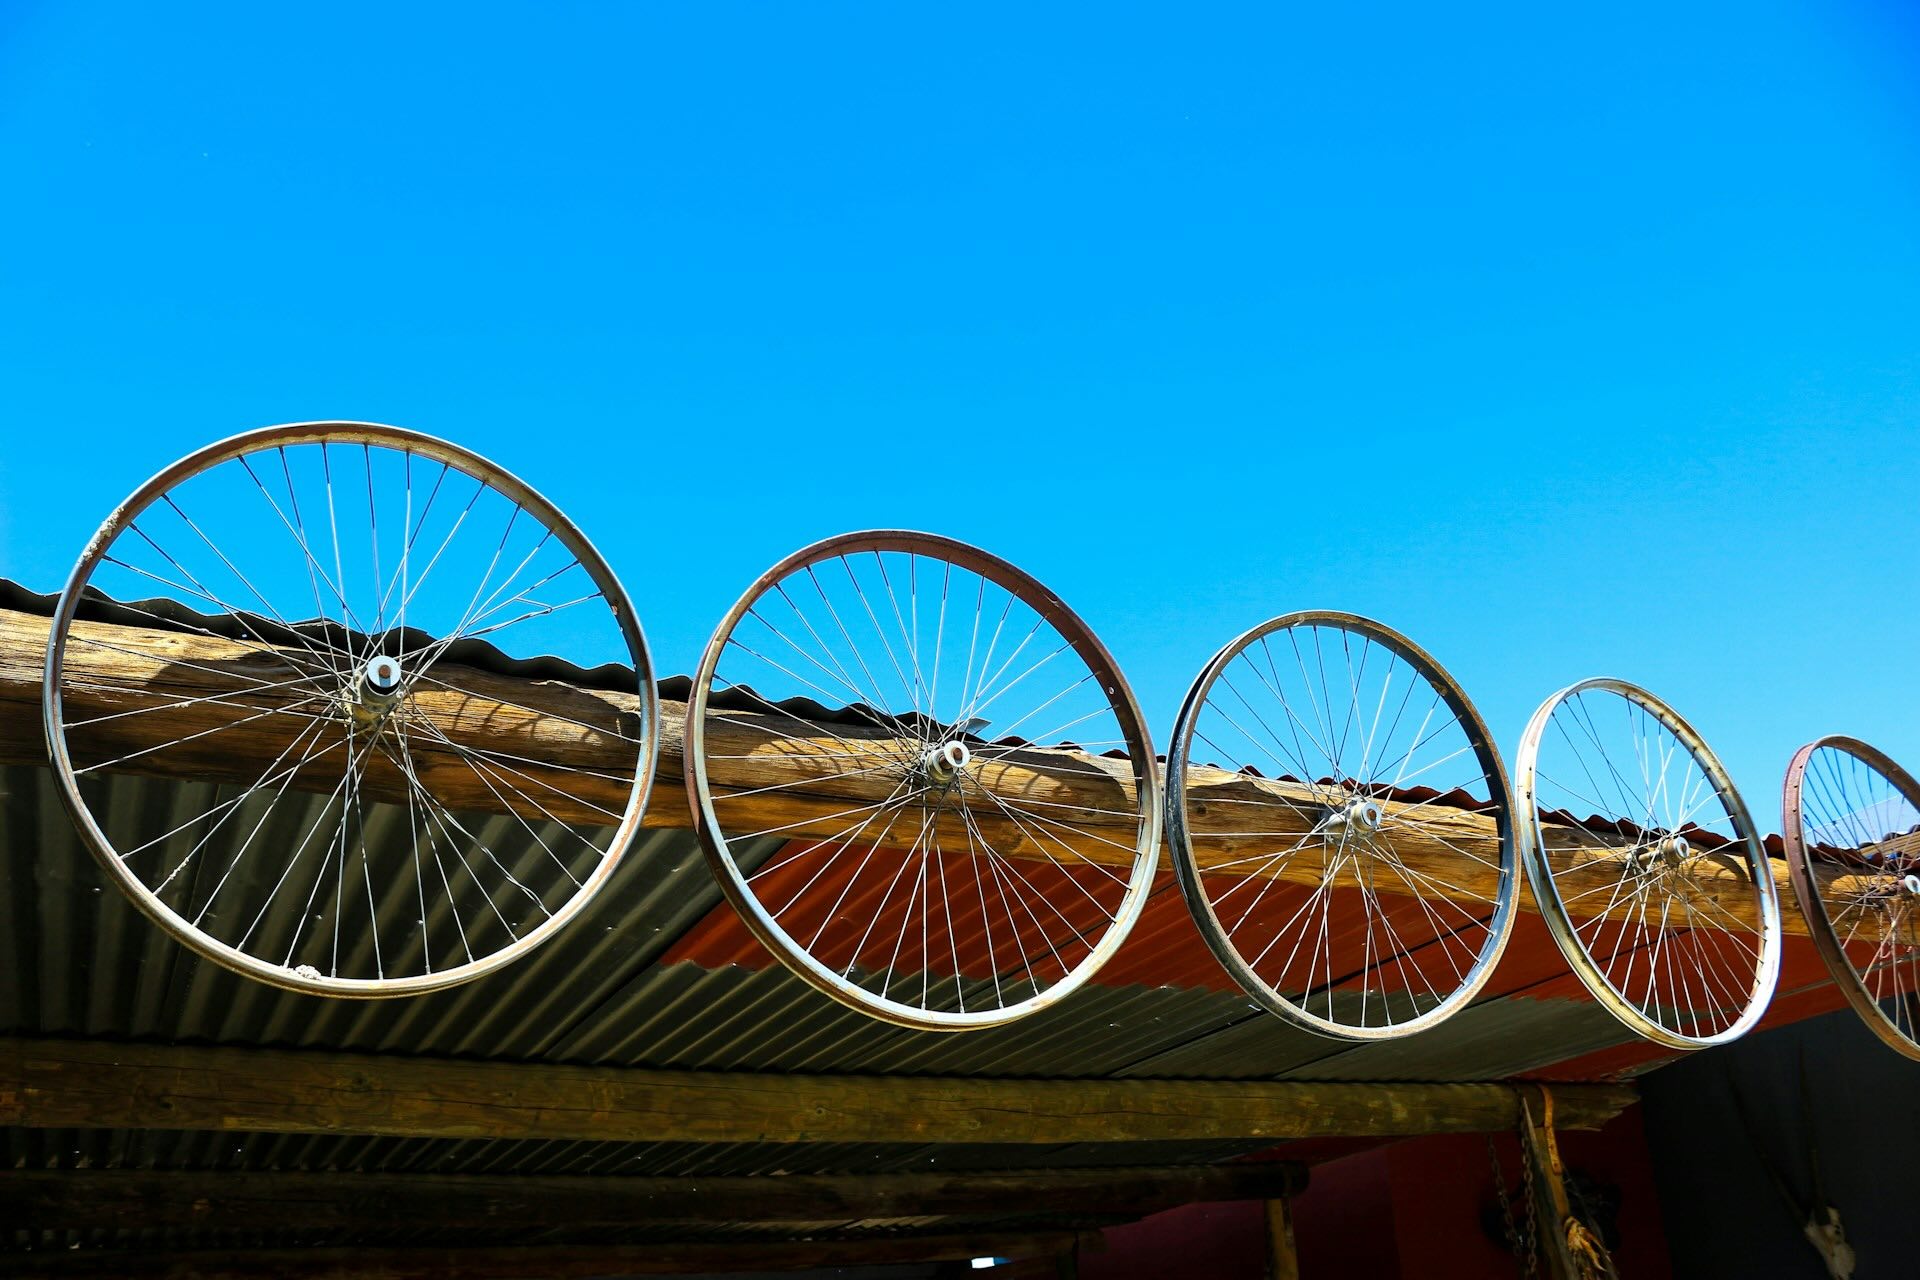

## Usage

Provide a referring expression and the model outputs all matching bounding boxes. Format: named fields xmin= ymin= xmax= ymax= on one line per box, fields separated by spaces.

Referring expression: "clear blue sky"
xmin=3 ymin=2 xmax=1916 ymax=819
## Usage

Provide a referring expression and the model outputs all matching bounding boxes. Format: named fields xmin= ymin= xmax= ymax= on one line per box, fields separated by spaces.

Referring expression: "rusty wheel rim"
xmin=1782 ymin=735 xmax=1920 ymax=1061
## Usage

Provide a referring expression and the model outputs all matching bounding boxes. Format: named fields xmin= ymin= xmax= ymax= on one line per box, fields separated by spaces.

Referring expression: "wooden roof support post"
xmin=1518 ymin=1086 xmax=1619 ymax=1280
xmin=1265 ymin=1195 xmax=1300 ymax=1280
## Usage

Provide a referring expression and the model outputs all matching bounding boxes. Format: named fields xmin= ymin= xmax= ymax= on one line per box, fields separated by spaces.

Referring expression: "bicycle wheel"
xmin=43 ymin=421 xmax=658 ymax=997
xmin=1516 ymin=679 xmax=1779 ymax=1048
xmin=1165 ymin=611 xmax=1519 ymax=1039
xmin=685 ymin=530 xmax=1160 ymax=1031
xmin=1782 ymin=736 xmax=1920 ymax=1060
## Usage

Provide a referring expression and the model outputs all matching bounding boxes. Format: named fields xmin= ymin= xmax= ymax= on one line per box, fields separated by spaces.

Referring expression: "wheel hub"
xmin=1626 ymin=832 xmax=1692 ymax=877
xmin=351 ymin=655 xmax=405 ymax=723
xmin=923 ymin=739 xmax=971 ymax=785
xmin=1320 ymin=796 xmax=1384 ymax=842
xmin=1876 ymin=872 xmax=1920 ymax=902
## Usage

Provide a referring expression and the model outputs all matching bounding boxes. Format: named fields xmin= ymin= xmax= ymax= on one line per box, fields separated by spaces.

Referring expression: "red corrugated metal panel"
xmin=662 ymin=841 xmax=1130 ymax=986
xmin=1083 ymin=876 xmax=1237 ymax=992
xmin=1523 ymin=934 xmax=1852 ymax=1081
xmin=665 ymin=833 xmax=1863 ymax=1084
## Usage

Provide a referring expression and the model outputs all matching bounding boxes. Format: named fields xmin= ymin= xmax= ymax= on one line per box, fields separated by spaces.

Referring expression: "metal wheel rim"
xmin=43 ymin=421 xmax=660 ymax=997
xmin=1165 ymin=610 xmax=1520 ymax=1040
xmin=1516 ymin=677 xmax=1780 ymax=1049
xmin=685 ymin=529 xmax=1161 ymax=1031
xmin=1781 ymin=735 xmax=1920 ymax=1061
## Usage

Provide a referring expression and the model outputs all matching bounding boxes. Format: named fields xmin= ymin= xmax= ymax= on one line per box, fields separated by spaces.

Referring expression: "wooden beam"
xmin=2 ymin=1231 xmax=1099 ymax=1279
xmin=4 ymin=608 xmax=1866 ymax=941
xmin=0 ymin=1163 xmax=1308 ymax=1234
xmin=0 ymin=1037 xmax=1636 ymax=1145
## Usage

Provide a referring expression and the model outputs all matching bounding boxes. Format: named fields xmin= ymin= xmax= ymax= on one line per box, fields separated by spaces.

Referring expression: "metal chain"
xmin=1518 ymin=1130 xmax=1541 ymax=1279
xmin=1487 ymin=1136 xmax=1537 ymax=1278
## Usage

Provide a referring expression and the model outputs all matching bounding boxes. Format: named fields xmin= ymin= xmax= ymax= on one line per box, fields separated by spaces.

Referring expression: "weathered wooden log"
xmin=0 ymin=1163 xmax=1307 ymax=1234
xmin=0 ymin=1037 xmax=1638 ymax=1144
xmin=4 ymin=607 xmax=1883 ymax=941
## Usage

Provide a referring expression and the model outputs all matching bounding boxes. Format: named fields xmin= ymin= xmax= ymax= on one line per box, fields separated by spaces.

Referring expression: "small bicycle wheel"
xmin=43 ymin=422 xmax=658 ymax=997
xmin=685 ymin=531 xmax=1160 ymax=1031
xmin=1516 ymin=679 xmax=1780 ymax=1049
xmin=1165 ymin=611 xmax=1519 ymax=1039
xmin=1782 ymin=736 xmax=1920 ymax=1061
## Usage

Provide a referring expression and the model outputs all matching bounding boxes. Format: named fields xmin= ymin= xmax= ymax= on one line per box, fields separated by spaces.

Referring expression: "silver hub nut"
xmin=353 ymin=656 xmax=405 ymax=719
xmin=924 ymin=740 xmax=971 ymax=782
xmin=1322 ymin=797 xmax=1383 ymax=838
xmin=365 ymin=656 xmax=402 ymax=695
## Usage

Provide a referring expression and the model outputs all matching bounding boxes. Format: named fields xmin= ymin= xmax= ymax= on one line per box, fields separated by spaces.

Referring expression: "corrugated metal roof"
xmin=0 ymin=578 xmax=1861 ymax=1266
xmin=7 ymin=758 xmax=1843 ymax=1099
xmin=5 ymin=578 xmax=1728 ymax=1090
xmin=0 ymin=762 xmax=742 ymax=1058
xmin=0 ymin=761 xmax=1344 ymax=1085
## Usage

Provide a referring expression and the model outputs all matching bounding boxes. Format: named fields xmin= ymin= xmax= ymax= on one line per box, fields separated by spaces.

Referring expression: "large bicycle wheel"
xmin=1516 ymin=679 xmax=1779 ymax=1049
xmin=685 ymin=531 xmax=1160 ymax=1031
xmin=43 ymin=422 xmax=658 ymax=997
xmin=1165 ymin=612 xmax=1519 ymax=1039
xmin=1782 ymin=736 xmax=1920 ymax=1061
